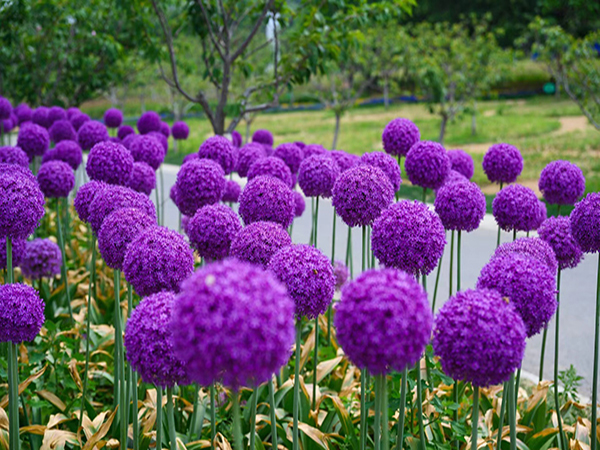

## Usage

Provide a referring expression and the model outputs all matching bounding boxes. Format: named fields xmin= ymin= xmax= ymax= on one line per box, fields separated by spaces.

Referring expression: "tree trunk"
xmin=332 ymin=113 xmax=341 ymax=149
xmin=246 ymin=119 xmax=251 ymax=144
xmin=439 ymin=115 xmax=448 ymax=144
xmin=383 ymin=76 xmax=390 ymax=109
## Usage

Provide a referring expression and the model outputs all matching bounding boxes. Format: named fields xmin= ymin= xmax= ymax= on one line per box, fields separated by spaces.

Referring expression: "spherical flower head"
xmin=127 ymin=162 xmax=156 ymax=196
xmin=137 ymin=111 xmax=161 ymax=135
xmin=274 ymin=143 xmax=304 ymax=174
xmin=434 ymin=181 xmax=486 ymax=231
xmin=293 ymin=191 xmax=305 ymax=217
xmin=570 ymin=193 xmax=600 ymax=253
xmin=538 ymin=160 xmax=585 ymax=205
xmin=117 ymin=125 xmax=135 ymax=141
xmin=538 ymin=216 xmax=584 ymax=270
xmin=17 ymin=123 xmax=50 ymax=160
xmin=252 ymin=129 xmax=273 ymax=146
xmin=298 ymin=154 xmax=341 ymax=198
xmin=198 ymin=136 xmax=237 ymax=175
xmin=187 ymin=204 xmax=241 ymax=261
xmin=125 ymin=292 xmax=188 ymax=388
xmin=103 ymin=108 xmax=123 ymax=128
xmin=477 ymin=253 xmax=557 ymax=337
xmin=147 ymin=131 xmax=169 ymax=154
xmin=433 ymin=289 xmax=526 ymax=386
xmin=239 ymin=176 xmax=295 ymax=228
xmin=382 ymin=118 xmax=420 ymax=157
xmin=32 ymin=107 xmax=50 ymax=128
xmin=74 ymin=181 xmax=108 ymax=224
xmin=230 ymin=221 xmax=291 ymax=269
xmin=331 ymin=150 xmax=359 ymax=173
xmin=332 ymin=165 xmax=394 ymax=228
xmin=15 ymin=104 xmax=33 ymax=124
xmin=77 ymin=121 xmax=109 ymax=151
xmin=20 ymin=238 xmax=61 ymax=279
xmin=174 ymin=159 xmax=225 ymax=216
xmin=494 ymin=237 xmax=558 ymax=274
xmin=37 ymin=161 xmax=74 ymax=198
xmin=231 ymin=130 xmax=242 ymax=148
xmin=86 ymin=141 xmax=134 ymax=185
xmin=0 ymin=146 xmax=29 ymax=168
xmin=0 ymin=97 xmax=12 ymax=120
xmin=171 ymin=121 xmax=189 ymax=140
xmin=236 ymin=143 xmax=267 ymax=177
xmin=42 ymin=140 xmax=82 ymax=170
xmin=360 ymin=151 xmax=402 ymax=192
xmin=248 ymin=156 xmax=293 ymax=188
xmin=70 ymin=112 xmax=90 ymax=131
xmin=482 ymin=143 xmax=523 ymax=184
xmin=48 ymin=119 xmax=76 ymax=144
xmin=0 ymin=169 xmax=45 ymax=240
xmin=333 ymin=260 xmax=349 ymax=290
xmin=0 ymin=284 xmax=44 ymax=343
xmin=268 ymin=244 xmax=335 ymax=318
xmin=171 ymin=259 xmax=294 ymax=388
xmin=121 ymin=133 xmax=138 ymax=150
xmin=159 ymin=122 xmax=170 ymax=137
xmin=98 ymin=208 xmax=156 ymax=270
xmin=493 ymin=184 xmax=543 ymax=232
xmin=405 ymin=141 xmax=450 ymax=190
xmin=336 ymin=268 xmax=432 ymax=374
xmin=222 ymin=179 xmax=241 ymax=203
xmin=47 ymin=106 xmax=66 ymax=126
xmin=303 ymin=144 xmax=327 ymax=159
xmin=88 ymin=184 xmax=157 ymax=234
xmin=66 ymin=107 xmax=80 ymax=120
xmin=129 ymin=135 xmax=165 ymax=170
xmin=2 ymin=117 xmax=14 ymax=133
xmin=447 ymin=149 xmax=474 ymax=179
xmin=438 ymin=170 xmax=468 ymax=190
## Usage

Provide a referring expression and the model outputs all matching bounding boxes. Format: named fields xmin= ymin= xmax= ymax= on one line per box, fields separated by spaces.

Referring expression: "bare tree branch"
xmin=231 ymin=0 xmax=274 ymax=62
xmin=195 ymin=0 xmax=226 ymax=60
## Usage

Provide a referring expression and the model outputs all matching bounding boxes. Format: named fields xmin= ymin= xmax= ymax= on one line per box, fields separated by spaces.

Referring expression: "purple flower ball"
xmin=493 ymin=184 xmax=543 ymax=232
xmin=104 ymin=108 xmax=123 ymax=128
xmin=433 ymin=289 xmax=526 ymax=386
xmin=477 ymin=253 xmax=557 ymax=337
xmin=98 ymin=207 xmax=156 ymax=270
xmin=0 ymin=284 xmax=44 ymax=343
xmin=129 ymin=135 xmax=165 ymax=170
xmin=171 ymin=259 xmax=295 ymax=388
xmin=174 ymin=159 xmax=225 ymax=216
xmin=298 ymin=154 xmax=341 ymax=198
xmin=66 ymin=107 xmax=80 ymax=120
xmin=171 ymin=121 xmax=189 ymax=140
xmin=121 ymin=133 xmax=138 ymax=150
xmin=570 ymin=193 xmax=600 ymax=253
xmin=17 ymin=123 xmax=50 ymax=160
xmin=336 ymin=268 xmax=432 ymax=374
xmin=48 ymin=120 xmax=76 ymax=143
xmin=252 ymin=129 xmax=274 ymax=147
xmin=77 ymin=121 xmax=109 ymax=151
xmin=231 ymin=130 xmax=242 ymax=148
xmin=70 ymin=112 xmax=90 ymax=132
xmin=0 ymin=237 xmax=26 ymax=269
xmin=123 ymin=226 xmax=194 ymax=296
xmin=20 ymin=238 xmax=61 ymax=280
xmin=447 ymin=149 xmax=474 ymax=179
xmin=538 ymin=160 xmax=585 ymax=205
xmin=236 ymin=143 xmax=267 ymax=177
xmin=538 ymin=216 xmax=584 ymax=270
xmin=147 ymin=131 xmax=168 ymax=154
xmin=0 ymin=97 xmax=11 ymax=120
xmin=333 ymin=260 xmax=349 ymax=290
xmin=332 ymin=165 xmax=394 ymax=228
xmin=15 ymin=104 xmax=32 ymax=124
xmin=124 ymin=292 xmax=188 ymax=388
xmin=230 ymin=221 xmax=292 ymax=269
xmin=268 ymin=244 xmax=335 ymax=319
xmin=360 ymin=151 xmax=402 ymax=192
xmin=248 ymin=156 xmax=293 ymax=188
xmin=222 ymin=179 xmax=241 ymax=203
xmin=303 ymin=144 xmax=327 ymax=159
xmin=198 ymin=136 xmax=237 ymax=175
xmin=42 ymin=140 xmax=82 ymax=170
xmin=239 ymin=176 xmax=295 ymax=228
xmin=127 ymin=162 xmax=156 ymax=196
xmin=331 ymin=150 xmax=359 ymax=173
xmin=137 ymin=111 xmax=161 ymax=135
xmin=494 ymin=237 xmax=558 ymax=275
xmin=86 ymin=141 xmax=134 ymax=186
xmin=438 ymin=170 xmax=468 ymax=190
xmin=0 ymin=169 xmax=45 ymax=240
xmin=32 ymin=107 xmax=50 ymax=128
xmin=0 ymin=146 xmax=29 ymax=168
xmin=293 ymin=191 xmax=305 ymax=217
xmin=47 ymin=106 xmax=66 ymax=126
xmin=382 ymin=118 xmax=420 ymax=157
xmin=159 ymin=122 xmax=170 ymax=137
xmin=187 ymin=204 xmax=241 ymax=261
xmin=482 ymin=143 xmax=523 ymax=184
xmin=434 ymin=181 xmax=486 ymax=231
xmin=117 ymin=125 xmax=135 ymax=141
xmin=74 ymin=181 xmax=108 ymax=224
xmin=405 ymin=141 xmax=451 ymax=190
xmin=274 ymin=143 xmax=304 ymax=174
xmin=37 ymin=161 xmax=74 ymax=198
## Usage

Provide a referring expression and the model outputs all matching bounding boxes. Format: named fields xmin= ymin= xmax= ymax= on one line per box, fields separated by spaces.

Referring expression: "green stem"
xmin=309 ymin=198 xmax=315 ymax=245
xmin=472 ymin=386 xmax=479 ymax=450
xmin=422 ymin=188 xmax=427 ymax=204
xmin=293 ymin=320 xmax=302 ymax=450
xmin=166 ymin=388 xmax=177 ymax=450
xmin=360 ymin=369 xmax=367 ymax=450
xmin=514 ymin=369 xmax=521 ymax=405
xmin=592 ymin=253 xmax=600 ymax=450
xmin=396 ymin=369 xmax=407 ymax=450
xmin=496 ymin=183 xmax=504 ymax=248
xmin=210 ymin=384 xmax=217 ymax=449
xmin=312 ymin=317 xmax=319 ymax=410
xmin=56 ymin=200 xmax=74 ymax=323
xmin=8 ymin=342 xmax=19 ymax=450
xmin=114 ymin=270 xmax=127 ymax=448
xmin=269 ymin=378 xmax=278 ymax=450
xmin=431 ymin=250 xmax=444 ymax=312
xmin=6 ymin=236 xmax=13 ymax=282
xmin=374 ymin=375 xmax=382 ymax=450
xmin=328 ymin=209 xmax=337 ymax=345
xmin=508 ymin=373 xmax=516 ymax=450
xmin=453 ymin=381 xmax=459 ymax=450
xmin=362 ymin=226 xmax=367 ymax=273
xmin=382 ymin=375 xmax=389 ymax=450
xmin=249 ymin=385 xmax=258 ymax=450
xmin=496 ymin=383 xmax=506 ymax=450
xmin=457 ymin=231 xmax=462 ymax=291
xmin=157 ymin=386 xmax=163 ymax=450
xmin=512 ymin=229 xmax=517 ymax=242
xmin=314 ymin=196 xmax=320 ymax=248
xmin=449 ymin=230 xmax=455 ymax=297
xmin=539 ymin=327 xmax=548 ymax=381
xmin=345 ymin=225 xmax=353 ymax=279
xmin=554 ymin=269 xmax=566 ymax=450
xmin=187 ymin=385 xmax=200 ymax=441
xmin=232 ymin=391 xmax=243 ymax=450
xmin=128 ymin=282 xmax=138 ymax=450
xmin=415 ymin=361 xmax=426 ymax=450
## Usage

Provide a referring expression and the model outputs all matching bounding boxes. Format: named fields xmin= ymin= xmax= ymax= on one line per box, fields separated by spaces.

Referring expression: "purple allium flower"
xmin=70 ymin=112 xmax=90 ymax=132
xmin=47 ymin=106 xmax=66 ymax=126
xmin=494 ymin=237 xmax=558 ymax=274
xmin=121 ymin=133 xmax=138 ymax=150
xmin=252 ymin=129 xmax=274 ymax=147
xmin=103 ymin=108 xmax=123 ymax=128
xmin=336 ymin=268 xmax=432 ymax=374
xmin=434 ymin=181 xmax=486 ymax=232
xmin=88 ymin=184 xmax=156 ymax=234
xmin=482 ymin=143 xmax=523 ymax=184
xmin=123 ymin=226 xmax=194 ymax=296
xmin=17 ymin=123 xmax=50 ymax=160
xmin=147 ymin=131 xmax=168 ymax=154
xmin=333 ymin=260 xmax=349 ymax=290
xmin=538 ymin=160 xmax=585 ymax=205
xmin=570 ymin=193 xmax=600 ymax=253
xmin=127 ymin=162 xmax=156 ymax=196
xmin=171 ymin=121 xmax=189 ymax=140
xmin=331 ymin=150 xmax=359 ymax=173
xmin=274 ymin=143 xmax=304 ymax=174
xmin=477 ymin=253 xmax=557 ymax=337
xmin=86 ymin=141 xmax=134 ymax=186
xmin=198 ymin=136 xmax=237 ymax=175
xmin=303 ymin=144 xmax=327 ymax=159
xmin=248 ymin=156 xmax=293 ymax=188
xmin=129 ymin=135 xmax=165 ymax=170
xmin=187 ymin=204 xmax=242 ymax=261
xmin=137 ymin=111 xmax=161 ymax=135
xmin=42 ymin=140 xmax=82 ymax=170
xmin=0 ymin=169 xmax=45 ymax=240
xmin=117 ymin=125 xmax=135 ymax=141
xmin=222 ymin=179 xmax=241 ymax=203
xmin=74 ymin=181 xmax=107 ymax=224
xmin=1 ymin=117 xmax=13 ymax=133
xmin=174 ymin=159 xmax=225 ymax=216
xmin=108 ymin=136 xmax=122 ymax=144
xmin=293 ymin=191 xmax=305 ymax=217
xmin=372 ymin=200 xmax=446 ymax=276
xmin=239 ymin=176 xmax=295 ymax=228
xmin=20 ymin=238 xmax=61 ymax=279
xmin=295 ymin=141 xmax=306 ymax=150
xmin=48 ymin=119 xmax=76 ymax=144
xmin=37 ymin=161 xmax=74 ymax=198
xmin=447 ymin=149 xmax=474 ymax=179
xmin=332 ymin=165 xmax=394 ymax=228
xmin=66 ymin=107 xmax=80 ymax=120
xmin=360 ymin=151 xmax=402 ymax=192
xmin=405 ymin=141 xmax=450 ymax=190
xmin=493 ymin=184 xmax=543 ymax=232
xmin=382 ymin=118 xmax=420 ymax=157
xmin=0 ymin=284 xmax=44 ymax=343
xmin=0 ymin=146 xmax=29 ymax=168
xmin=236 ymin=143 xmax=267 ymax=177
xmin=0 ymin=97 xmax=12 ymax=120
xmin=159 ymin=121 xmax=170 ymax=137
xmin=438 ymin=170 xmax=468 ymax=190
xmin=124 ymin=291 xmax=188 ymax=388
xmin=298 ymin=154 xmax=341 ymax=198
xmin=171 ymin=259 xmax=295 ymax=388
xmin=433 ymin=288 xmax=526 ymax=386
xmin=32 ymin=107 xmax=50 ymax=128
xmin=538 ymin=216 xmax=584 ymax=270
xmin=98 ymin=207 xmax=156 ymax=270
xmin=230 ymin=221 xmax=292 ymax=269
xmin=15 ymin=104 xmax=32 ymax=124
xmin=182 ymin=153 xmax=198 ymax=165
xmin=231 ymin=130 xmax=242 ymax=148
xmin=268 ymin=244 xmax=335 ymax=318
xmin=77 ymin=121 xmax=109 ymax=151
xmin=0 ymin=237 xmax=26 ymax=269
